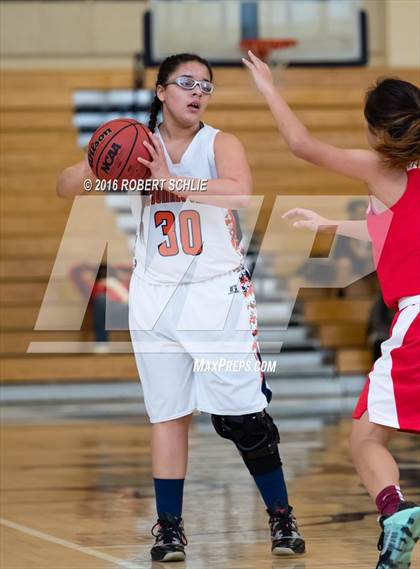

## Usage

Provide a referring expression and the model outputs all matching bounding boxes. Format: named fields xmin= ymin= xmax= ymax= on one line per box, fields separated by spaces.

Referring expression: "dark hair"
xmin=148 ymin=53 xmax=213 ymax=132
xmin=364 ymin=78 xmax=420 ymax=169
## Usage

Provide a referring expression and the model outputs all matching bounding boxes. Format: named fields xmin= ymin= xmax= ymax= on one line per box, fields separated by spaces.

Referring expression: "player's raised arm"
xmin=242 ymin=51 xmax=381 ymax=185
xmin=56 ymin=157 xmax=96 ymax=198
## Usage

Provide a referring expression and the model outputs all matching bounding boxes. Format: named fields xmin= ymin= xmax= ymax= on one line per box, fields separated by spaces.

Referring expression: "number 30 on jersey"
xmin=155 ymin=210 xmax=203 ymax=256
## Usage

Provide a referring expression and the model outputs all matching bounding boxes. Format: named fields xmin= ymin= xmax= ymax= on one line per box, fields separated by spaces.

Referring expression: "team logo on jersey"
xmin=228 ymin=284 xmax=239 ymax=294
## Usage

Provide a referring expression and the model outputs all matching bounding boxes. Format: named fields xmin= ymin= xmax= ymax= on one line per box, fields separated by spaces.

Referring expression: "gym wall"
xmin=0 ymin=0 xmax=418 ymax=69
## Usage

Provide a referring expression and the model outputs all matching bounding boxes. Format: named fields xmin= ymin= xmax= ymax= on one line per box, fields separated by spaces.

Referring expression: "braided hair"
xmin=148 ymin=53 xmax=213 ymax=133
xmin=364 ymin=78 xmax=420 ymax=170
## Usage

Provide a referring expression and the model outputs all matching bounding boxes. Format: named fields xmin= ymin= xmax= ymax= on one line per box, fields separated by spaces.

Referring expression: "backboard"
xmin=145 ymin=0 xmax=367 ymax=67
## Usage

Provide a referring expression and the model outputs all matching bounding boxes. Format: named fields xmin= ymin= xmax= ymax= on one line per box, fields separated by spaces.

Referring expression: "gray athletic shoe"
xmin=267 ymin=503 xmax=306 ymax=555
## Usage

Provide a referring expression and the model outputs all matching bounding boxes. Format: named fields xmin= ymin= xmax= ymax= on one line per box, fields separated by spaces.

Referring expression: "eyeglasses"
xmin=164 ymin=75 xmax=214 ymax=95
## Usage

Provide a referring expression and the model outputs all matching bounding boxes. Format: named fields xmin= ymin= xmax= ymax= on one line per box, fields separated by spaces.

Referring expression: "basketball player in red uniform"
xmin=243 ymin=51 xmax=419 ymax=568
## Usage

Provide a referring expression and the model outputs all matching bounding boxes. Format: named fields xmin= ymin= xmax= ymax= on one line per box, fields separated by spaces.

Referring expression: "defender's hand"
xmin=283 ymin=208 xmax=335 ymax=232
xmin=242 ymin=50 xmax=275 ymax=96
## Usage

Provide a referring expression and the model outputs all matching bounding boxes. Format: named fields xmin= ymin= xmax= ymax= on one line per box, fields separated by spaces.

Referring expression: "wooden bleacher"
xmin=1 ymin=66 xmax=417 ymax=384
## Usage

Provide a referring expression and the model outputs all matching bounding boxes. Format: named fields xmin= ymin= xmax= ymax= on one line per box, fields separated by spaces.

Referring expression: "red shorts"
xmin=353 ymin=295 xmax=420 ymax=432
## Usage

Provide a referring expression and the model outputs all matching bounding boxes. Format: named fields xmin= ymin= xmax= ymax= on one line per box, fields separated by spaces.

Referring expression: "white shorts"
xmin=129 ymin=267 xmax=271 ymax=423
xmin=353 ymin=295 xmax=420 ymax=432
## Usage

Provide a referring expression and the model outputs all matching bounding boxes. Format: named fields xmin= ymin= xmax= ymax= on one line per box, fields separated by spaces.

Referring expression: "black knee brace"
xmin=211 ymin=410 xmax=281 ymax=476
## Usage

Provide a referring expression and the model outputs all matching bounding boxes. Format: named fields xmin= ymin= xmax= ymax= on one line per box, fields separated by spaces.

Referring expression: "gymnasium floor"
xmin=1 ymin=415 xmax=419 ymax=568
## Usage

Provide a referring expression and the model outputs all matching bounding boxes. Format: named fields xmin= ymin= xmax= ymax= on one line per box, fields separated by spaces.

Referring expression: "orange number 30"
xmin=154 ymin=210 xmax=203 ymax=257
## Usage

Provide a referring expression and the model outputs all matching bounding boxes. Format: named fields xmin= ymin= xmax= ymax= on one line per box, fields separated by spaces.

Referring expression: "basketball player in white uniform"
xmin=56 ymin=52 xmax=305 ymax=562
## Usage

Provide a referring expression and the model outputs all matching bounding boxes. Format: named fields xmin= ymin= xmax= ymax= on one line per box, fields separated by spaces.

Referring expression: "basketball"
xmin=87 ymin=118 xmax=151 ymax=184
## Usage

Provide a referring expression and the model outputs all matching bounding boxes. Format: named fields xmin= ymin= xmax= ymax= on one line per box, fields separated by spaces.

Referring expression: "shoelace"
xmin=377 ymin=516 xmax=386 ymax=551
xmin=151 ymin=520 xmax=188 ymax=546
xmin=377 ymin=530 xmax=384 ymax=551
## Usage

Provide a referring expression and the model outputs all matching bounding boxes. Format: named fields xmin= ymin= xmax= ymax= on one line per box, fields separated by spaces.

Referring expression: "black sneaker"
xmin=267 ymin=503 xmax=305 ymax=556
xmin=376 ymin=501 xmax=420 ymax=569
xmin=150 ymin=513 xmax=188 ymax=562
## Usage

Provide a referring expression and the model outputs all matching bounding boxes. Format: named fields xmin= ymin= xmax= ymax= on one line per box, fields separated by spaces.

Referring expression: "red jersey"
xmin=367 ymin=162 xmax=420 ymax=309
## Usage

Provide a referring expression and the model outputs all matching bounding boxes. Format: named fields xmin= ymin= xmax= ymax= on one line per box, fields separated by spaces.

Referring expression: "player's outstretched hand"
xmin=283 ymin=208 xmax=335 ymax=232
xmin=138 ymin=131 xmax=170 ymax=180
xmin=242 ymin=50 xmax=275 ymax=96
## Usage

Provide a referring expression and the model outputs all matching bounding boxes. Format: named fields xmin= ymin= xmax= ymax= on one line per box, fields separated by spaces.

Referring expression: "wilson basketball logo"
xmin=88 ymin=127 xmax=112 ymax=168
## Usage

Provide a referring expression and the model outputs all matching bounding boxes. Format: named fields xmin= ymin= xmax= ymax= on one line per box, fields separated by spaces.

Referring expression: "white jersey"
xmin=129 ymin=123 xmax=244 ymax=285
